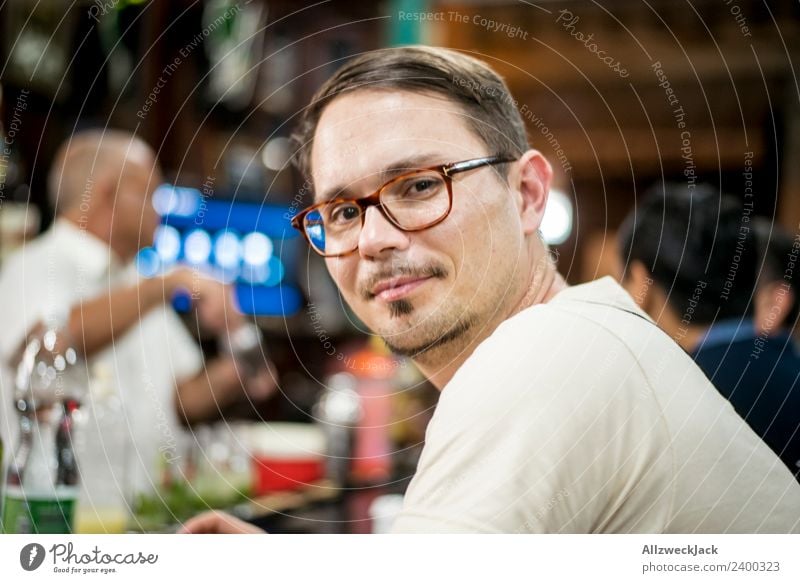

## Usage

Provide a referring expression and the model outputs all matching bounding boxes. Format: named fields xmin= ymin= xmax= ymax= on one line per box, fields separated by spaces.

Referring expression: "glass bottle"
xmin=1 ymin=323 xmax=84 ymax=533
xmin=314 ymin=372 xmax=361 ymax=486
xmin=1 ymin=433 xmax=4 ymax=508
xmin=2 ymin=400 xmax=79 ymax=533
xmin=73 ymin=363 xmax=131 ymax=533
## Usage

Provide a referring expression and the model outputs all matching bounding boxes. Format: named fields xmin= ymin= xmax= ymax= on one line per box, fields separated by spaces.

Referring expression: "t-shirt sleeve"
xmin=0 ymin=253 xmax=82 ymax=454
xmin=0 ymin=255 xmax=78 ymax=362
xmin=391 ymin=307 xmax=673 ymax=533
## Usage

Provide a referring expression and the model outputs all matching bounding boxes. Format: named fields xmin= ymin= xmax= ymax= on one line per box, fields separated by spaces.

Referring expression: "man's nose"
xmin=357 ymin=206 xmax=410 ymax=259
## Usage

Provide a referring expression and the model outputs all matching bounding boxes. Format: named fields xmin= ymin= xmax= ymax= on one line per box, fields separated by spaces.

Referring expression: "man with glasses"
xmin=183 ymin=46 xmax=800 ymax=533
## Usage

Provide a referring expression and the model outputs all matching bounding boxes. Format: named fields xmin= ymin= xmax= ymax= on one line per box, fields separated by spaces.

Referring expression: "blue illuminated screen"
xmin=136 ymin=185 xmax=303 ymax=317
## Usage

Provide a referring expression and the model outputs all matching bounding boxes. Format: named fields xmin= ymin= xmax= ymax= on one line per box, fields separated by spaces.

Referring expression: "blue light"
xmin=152 ymin=185 xmax=175 ymax=215
xmin=214 ymin=265 xmax=241 ymax=285
xmin=264 ymin=257 xmax=285 ymax=287
xmin=153 ymin=184 xmax=200 ymax=217
xmin=235 ymin=284 xmax=303 ymax=317
xmin=241 ymin=262 xmax=268 ymax=285
xmin=214 ymin=230 xmax=241 ymax=269
xmin=135 ymin=247 xmax=161 ymax=278
xmin=171 ymin=290 xmax=193 ymax=313
xmin=151 ymin=186 xmax=303 ymax=317
xmin=154 ymin=225 xmax=181 ymax=264
xmin=242 ymin=232 xmax=272 ymax=266
xmin=240 ymin=256 xmax=284 ymax=286
xmin=184 ymin=229 xmax=212 ymax=264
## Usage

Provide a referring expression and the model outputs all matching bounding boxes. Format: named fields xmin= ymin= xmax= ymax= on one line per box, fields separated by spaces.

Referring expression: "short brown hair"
xmin=291 ymin=45 xmax=529 ymax=184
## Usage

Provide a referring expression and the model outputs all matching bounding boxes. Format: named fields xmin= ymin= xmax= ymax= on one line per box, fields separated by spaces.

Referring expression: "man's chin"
xmin=374 ymin=323 xmax=434 ymax=359
xmin=377 ymin=313 xmax=477 ymax=360
xmin=380 ymin=335 xmax=432 ymax=359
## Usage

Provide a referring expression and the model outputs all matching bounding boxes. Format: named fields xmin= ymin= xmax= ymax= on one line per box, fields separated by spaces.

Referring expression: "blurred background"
xmin=1 ymin=0 xmax=799 ymax=533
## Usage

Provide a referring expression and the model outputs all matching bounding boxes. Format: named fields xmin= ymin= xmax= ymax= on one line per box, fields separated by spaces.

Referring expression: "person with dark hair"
xmin=183 ymin=46 xmax=800 ymax=534
xmin=617 ymin=185 xmax=800 ymax=478
xmin=617 ymin=184 xmax=759 ymax=350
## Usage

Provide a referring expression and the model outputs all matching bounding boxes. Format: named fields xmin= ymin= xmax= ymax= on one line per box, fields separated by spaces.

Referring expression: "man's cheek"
xmin=325 ymin=261 xmax=361 ymax=309
xmin=327 ymin=263 xmax=356 ymax=294
xmin=325 ymin=258 xmax=346 ymax=284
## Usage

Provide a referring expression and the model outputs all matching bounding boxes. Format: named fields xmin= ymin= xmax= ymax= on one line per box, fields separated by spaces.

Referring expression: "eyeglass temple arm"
xmin=443 ymin=156 xmax=516 ymax=177
xmin=289 ymin=155 xmax=517 ymax=229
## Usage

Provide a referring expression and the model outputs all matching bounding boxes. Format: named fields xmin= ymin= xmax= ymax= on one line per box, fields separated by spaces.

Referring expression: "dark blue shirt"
xmin=692 ymin=319 xmax=800 ymax=479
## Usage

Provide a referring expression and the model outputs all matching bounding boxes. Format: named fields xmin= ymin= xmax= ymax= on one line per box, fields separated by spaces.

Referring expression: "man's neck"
xmin=60 ymin=211 xmax=127 ymax=263
xmin=415 ymin=252 xmax=568 ymax=390
xmin=654 ymin=310 xmax=707 ymax=353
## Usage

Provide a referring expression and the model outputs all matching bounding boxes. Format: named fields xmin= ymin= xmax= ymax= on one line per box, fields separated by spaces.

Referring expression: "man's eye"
xmin=329 ymin=203 xmax=360 ymax=224
xmin=404 ymin=177 xmax=441 ymax=196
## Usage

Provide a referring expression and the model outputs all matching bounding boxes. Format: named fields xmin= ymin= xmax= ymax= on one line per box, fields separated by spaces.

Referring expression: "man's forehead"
xmin=309 ymin=90 xmax=484 ymax=198
xmin=120 ymin=155 xmax=160 ymax=181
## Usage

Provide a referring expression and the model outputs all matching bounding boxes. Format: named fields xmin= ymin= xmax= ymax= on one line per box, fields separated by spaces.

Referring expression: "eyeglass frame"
xmin=290 ymin=155 xmax=517 ymax=257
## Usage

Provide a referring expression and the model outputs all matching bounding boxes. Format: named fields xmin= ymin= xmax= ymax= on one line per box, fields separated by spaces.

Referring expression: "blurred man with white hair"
xmin=0 ymin=129 xmax=275 ymax=504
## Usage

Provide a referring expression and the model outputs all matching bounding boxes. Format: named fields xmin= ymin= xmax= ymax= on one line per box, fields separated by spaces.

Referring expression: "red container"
xmin=246 ymin=423 xmax=327 ymax=495
xmin=252 ymin=457 xmax=324 ymax=494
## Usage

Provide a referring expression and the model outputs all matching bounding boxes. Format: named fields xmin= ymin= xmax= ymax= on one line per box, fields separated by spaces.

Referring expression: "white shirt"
xmin=393 ymin=277 xmax=800 ymax=533
xmin=0 ymin=219 xmax=203 ymax=496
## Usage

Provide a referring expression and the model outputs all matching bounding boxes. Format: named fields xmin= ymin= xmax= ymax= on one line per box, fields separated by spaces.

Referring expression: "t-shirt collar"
xmin=51 ymin=218 xmax=123 ymax=277
xmin=549 ymin=275 xmax=643 ymax=314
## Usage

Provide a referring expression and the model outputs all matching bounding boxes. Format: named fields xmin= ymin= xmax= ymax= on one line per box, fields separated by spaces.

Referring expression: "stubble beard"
xmin=360 ymin=261 xmax=478 ymax=361
xmin=380 ymin=298 xmax=478 ymax=361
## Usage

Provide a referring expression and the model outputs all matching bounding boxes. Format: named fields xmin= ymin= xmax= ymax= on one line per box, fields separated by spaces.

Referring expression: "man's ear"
xmin=85 ymin=175 xmax=116 ymax=236
xmin=90 ymin=174 xmax=117 ymax=208
xmin=514 ymin=149 xmax=553 ymax=235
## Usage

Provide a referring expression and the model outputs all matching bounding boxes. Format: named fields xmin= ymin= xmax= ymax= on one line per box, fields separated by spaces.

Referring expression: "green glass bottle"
xmin=0 ymin=432 xmax=5 ymax=522
xmin=1 ymin=401 xmax=78 ymax=534
xmin=2 ymin=323 xmax=83 ymax=534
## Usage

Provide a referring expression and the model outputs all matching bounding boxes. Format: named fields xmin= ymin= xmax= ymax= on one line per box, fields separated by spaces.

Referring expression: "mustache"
xmin=360 ymin=263 xmax=448 ymax=300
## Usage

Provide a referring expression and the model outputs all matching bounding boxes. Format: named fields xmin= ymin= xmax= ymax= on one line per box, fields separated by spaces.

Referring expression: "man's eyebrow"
xmin=316 ymin=153 xmax=445 ymax=203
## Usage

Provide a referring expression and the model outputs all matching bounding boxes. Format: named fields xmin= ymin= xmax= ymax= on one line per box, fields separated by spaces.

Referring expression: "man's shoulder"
xmin=443 ymin=294 xmax=650 ymax=417
xmin=482 ymin=278 xmax=647 ymax=361
xmin=544 ymin=276 xmax=652 ymax=326
xmin=0 ymin=227 xmax=72 ymax=278
xmin=1 ymin=233 xmax=47 ymax=268
xmin=0 ymin=234 xmax=57 ymax=306
xmin=435 ymin=277 xmax=677 ymax=431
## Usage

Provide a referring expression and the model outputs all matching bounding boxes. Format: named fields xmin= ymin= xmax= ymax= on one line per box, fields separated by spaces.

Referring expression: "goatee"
xmin=388 ymin=299 xmax=414 ymax=318
xmin=382 ymin=313 xmax=476 ymax=359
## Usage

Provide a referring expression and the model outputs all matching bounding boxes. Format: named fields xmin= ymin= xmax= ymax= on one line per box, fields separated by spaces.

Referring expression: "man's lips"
xmin=371 ymin=276 xmax=433 ymax=302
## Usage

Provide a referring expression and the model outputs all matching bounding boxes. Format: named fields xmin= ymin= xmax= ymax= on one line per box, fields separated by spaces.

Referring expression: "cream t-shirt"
xmin=393 ymin=277 xmax=800 ymax=533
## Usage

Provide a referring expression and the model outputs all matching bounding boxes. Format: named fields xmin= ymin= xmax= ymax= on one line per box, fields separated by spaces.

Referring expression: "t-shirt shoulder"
xmin=446 ymin=295 xmax=651 ymax=410
xmin=395 ymin=295 xmax=674 ymax=533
